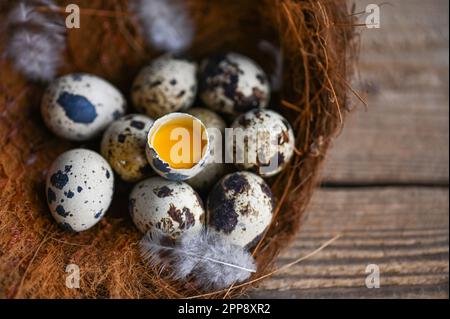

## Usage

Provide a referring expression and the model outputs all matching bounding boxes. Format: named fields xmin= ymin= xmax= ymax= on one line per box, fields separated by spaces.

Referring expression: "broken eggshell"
xmin=145 ymin=112 xmax=210 ymax=181
xmin=45 ymin=148 xmax=114 ymax=232
xmin=101 ymin=114 xmax=154 ymax=182
xmin=41 ymin=73 xmax=126 ymax=141
xmin=206 ymin=171 xmax=274 ymax=249
xmin=129 ymin=177 xmax=205 ymax=238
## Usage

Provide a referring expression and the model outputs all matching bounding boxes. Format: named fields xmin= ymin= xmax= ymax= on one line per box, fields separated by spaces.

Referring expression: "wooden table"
xmin=250 ymin=0 xmax=449 ymax=299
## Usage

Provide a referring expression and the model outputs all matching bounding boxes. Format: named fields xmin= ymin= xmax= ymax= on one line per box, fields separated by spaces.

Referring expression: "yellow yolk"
xmin=151 ymin=118 xmax=207 ymax=169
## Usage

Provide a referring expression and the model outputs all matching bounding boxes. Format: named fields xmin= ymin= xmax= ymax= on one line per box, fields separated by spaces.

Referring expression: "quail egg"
xmin=186 ymin=108 xmax=228 ymax=192
xmin=199 ymin=52 xmax=270 ymax=116
xmin=231 ymin=109 xmax=295 ymax=177
xmin=129 ymin=177 xmax=205 ymax=238
xmin=46 ymin=148 xmax=114 ymax=232
xmin=101 ymin=114 xmax=154 ymax=182
xmin=41 ymin=73 xmax=126 ymax=141
xmin=146 ymin=112 xmax=210 ymax=181
xmin=131 ymin=56 xmax=197 ymax=118
xmin=207 ymin=171 xmax=274 ymax=248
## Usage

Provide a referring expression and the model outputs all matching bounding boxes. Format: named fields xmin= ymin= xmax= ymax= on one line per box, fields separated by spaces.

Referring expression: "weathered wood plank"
xmin=248 ymin=187 xmax=449 ymax=299
xmin=248 ymin=283 xmax=449 ymax=299
xmin=322 ymin=0 xmax=449 ymax=184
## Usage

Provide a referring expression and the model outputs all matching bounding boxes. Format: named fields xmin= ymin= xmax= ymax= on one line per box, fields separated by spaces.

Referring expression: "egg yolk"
xmin=151 ymin=118 xmax=207 ymax=169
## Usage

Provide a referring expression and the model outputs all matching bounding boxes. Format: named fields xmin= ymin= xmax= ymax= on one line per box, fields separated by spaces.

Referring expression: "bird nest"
xmin=0 ymin=0 xmax=356 ymax=298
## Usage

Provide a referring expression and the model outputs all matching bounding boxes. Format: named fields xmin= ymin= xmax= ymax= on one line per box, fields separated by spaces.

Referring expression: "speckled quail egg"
xmin=101 ymin=114 xmax=154 ymax=182
xmin=207 ymin=171 xmax=274 ymax=249
xmin=199 ymin=52 xmax=270 ymax=116
xmin=231 ymin=109 xmax=295 ymax=177
xmin=41 ymin=73 xmax=126 ymax=141
xmin=186 ymin=108 xmax=229 ymax=192
xmin=46 ymin=148 xmax=114 ymax=232
xmin=129 ymin=177 xmax=205 ymax=238
xmin=131 ymin=56 xmax=197 ymax=118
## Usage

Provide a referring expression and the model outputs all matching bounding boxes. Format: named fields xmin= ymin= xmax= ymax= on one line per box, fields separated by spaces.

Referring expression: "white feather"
xmin=140 ymin=229 xmax=256 ymax=290
xmin=131 ymin=0 xmax=194 ymax=53
xmin=3 ymin=0 xmax=66 ymax=82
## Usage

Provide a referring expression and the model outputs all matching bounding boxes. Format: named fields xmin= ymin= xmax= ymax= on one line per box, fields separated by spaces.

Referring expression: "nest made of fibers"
xmin=0 ymin=0 xmax=356 ymax=298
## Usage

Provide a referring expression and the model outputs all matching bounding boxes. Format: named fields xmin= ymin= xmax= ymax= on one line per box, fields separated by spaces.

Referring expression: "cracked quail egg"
xmin=186 ymin=108 xmax=229 ymax=192
xmin=146 ymin=112 xmax=210 ymax=181
xmin=41 ymin=73 xmax=126 ymax=141
xmin=101 ymin=114 xmax=154 ymax=182
xmin=207 ymin=171 xmax=274 ymax=249
xmin=199 ymin=52 xmax=270 ymax=116
xmin=131 ymin=56 xmax=197 ymax=118
xmin=129 ymin=177 xmax=205 ymax=238
xmin=231 ymin=109 xmax=295 ymax=177
xmin=46 ymin=148 xmax=114 ymax=232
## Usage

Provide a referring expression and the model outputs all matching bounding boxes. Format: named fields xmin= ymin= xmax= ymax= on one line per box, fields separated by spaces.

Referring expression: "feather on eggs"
xmin=140 ymin=229 xmax=256 ymax=290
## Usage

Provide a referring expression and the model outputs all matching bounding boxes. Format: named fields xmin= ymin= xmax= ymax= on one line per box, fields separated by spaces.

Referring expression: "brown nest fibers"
xmin=0 ymin=0 xmax=357 ymax=298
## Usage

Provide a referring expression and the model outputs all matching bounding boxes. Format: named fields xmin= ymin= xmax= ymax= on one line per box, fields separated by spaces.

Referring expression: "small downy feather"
xmin=2 ymin=0 xmax=66 ymax=82
xmin=140 ymin=229 xmax=256 ymax=290
xmin=130 ymin=0 xmax=194 ymax=53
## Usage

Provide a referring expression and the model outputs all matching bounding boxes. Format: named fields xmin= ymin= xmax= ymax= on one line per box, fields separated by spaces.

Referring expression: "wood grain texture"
xmin=248 ymin=0 xmax=449 ymax=299
xmin=322 ymin=0 xmax=449 ymax=184
xmin=248 ymin=188 xmax=449 ymax=299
